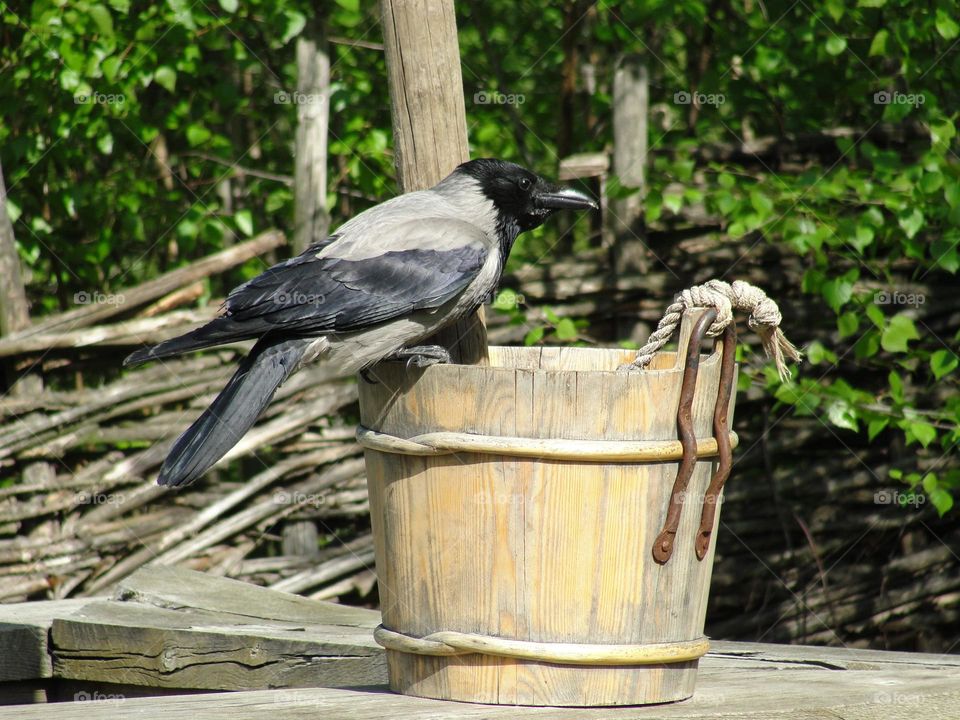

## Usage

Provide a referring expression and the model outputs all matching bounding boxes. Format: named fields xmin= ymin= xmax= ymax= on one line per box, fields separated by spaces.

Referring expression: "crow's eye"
xmin=517 ymin=177 xmax=532 ymax=191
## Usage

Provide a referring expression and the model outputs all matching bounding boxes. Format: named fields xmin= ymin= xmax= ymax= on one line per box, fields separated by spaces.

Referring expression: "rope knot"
xmin=622 ymin=279 xmax=801 ymax=382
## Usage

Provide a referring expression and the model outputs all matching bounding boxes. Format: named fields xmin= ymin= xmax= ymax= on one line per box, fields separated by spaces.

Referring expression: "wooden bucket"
xmin=357 ymin=310 xmax=737 ymax=706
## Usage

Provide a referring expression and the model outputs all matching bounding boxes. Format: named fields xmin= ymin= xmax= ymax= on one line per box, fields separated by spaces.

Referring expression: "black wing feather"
xmin=224 ymin=246 xmax=486 ymax=334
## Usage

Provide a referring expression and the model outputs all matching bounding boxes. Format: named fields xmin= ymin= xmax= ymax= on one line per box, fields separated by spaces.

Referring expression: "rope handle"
xmin=621 ymin=279 xmax=802 ymax=382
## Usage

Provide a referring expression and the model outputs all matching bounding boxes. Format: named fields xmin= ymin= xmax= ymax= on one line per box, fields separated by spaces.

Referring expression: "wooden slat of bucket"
xmin=359 ymin=310 xmax=735 ymax=706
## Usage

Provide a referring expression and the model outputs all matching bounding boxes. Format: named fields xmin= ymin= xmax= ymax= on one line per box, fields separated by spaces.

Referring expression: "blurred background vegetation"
xmin=1 ymin=0 xmax=958 ymax=644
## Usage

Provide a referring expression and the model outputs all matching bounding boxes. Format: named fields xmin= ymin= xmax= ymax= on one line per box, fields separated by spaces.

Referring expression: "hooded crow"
xmin=125 ymin=158 xmax=596 ymax=487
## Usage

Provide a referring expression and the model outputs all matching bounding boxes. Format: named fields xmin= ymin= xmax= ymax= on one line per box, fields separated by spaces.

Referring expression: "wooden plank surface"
xmin=0 ymin=599 xmax=90 ymax=681
xmin=3 ymin=566 xmax=959 ymax=717
xmin=45 ymin=567 xmax=385 ymax=691
xmin=51 ymin=600 xmax=386 ymax=690
xmin=4 ymin=646 xmax=959 ymax=720
xmin=114 ymin=565 xmax=379 ymax=628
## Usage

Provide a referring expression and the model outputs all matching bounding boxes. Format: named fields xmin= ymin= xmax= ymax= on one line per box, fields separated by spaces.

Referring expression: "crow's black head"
xmin=455 ymin=158 xmax=596 ymax=236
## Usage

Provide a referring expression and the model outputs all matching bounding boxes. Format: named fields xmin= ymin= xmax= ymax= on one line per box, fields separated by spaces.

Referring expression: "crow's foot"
xmin=388 ymin=345 xmax=452 ymax=371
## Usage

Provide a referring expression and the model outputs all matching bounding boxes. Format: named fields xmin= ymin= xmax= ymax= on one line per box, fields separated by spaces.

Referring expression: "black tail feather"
xmin=124 ymin=316 xmax=270 ymax=367
xmin=158 ymin=337 xmax=312 ymax=487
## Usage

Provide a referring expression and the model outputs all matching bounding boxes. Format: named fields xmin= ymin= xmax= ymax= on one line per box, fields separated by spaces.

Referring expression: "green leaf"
xmin=837 ymin=311 xmax=859 ymax=338
xmin=908 ymin=421 xmax=937 ymax=447
xmin=185 ymin=124 xmax=211 ymax=146
xmin=662 ymin=193 xmax=683 ymax=214
xmin=936 ymin=9 xmax=960 ymax=39
xmin=524 ymin=326 xmax=545 ymax=346
xmin=234 ymin=210 xmax=254 ymax=237
xmin=858 ymin=0 xmax=886 ymax=5
xmin=825 ymin=0 xmax=844 ymax=22
xmin=897 ymin=208 xmax=924 ymax=239
xmin=281 ymin=10 xmax=307 ymax=44
xmin=101 ymin=56 xmax=122 ymax=82
xmin=821 ymin=275 xmax=854 ymax=312
xmin=89 ymin=4 xmax=114 ymax=37
xmin=554 ymin=317 xmax=578 ymax=341
xmin=888 ymin=370 xmax=904 ymax=404
xmin=6 ymin=198 xmax=21 ymax=224
xmin=825 ymin=36 xmax=847 ymax=56
xmin=154 ymin=66 xmax=177 ymax=93
xmin=930 ymin=120 xmax=956 ymax=149
xmin=930 ymin=488 xmax=954 ymax=516
xmin=335 ymin=0 xmax=360 ymax=11
xmin=930 ymin=349 xmax=959 ymax=379
xmin=96 ymin=132 xmax=114 ymax=155
xmin=218 ymin=0 xmax=238 ymax=12
xmin=827 ymin=400 xmax=858 ymax=431
xmin=868 ymin=29 xmax=889 ymax=56
xmin=807 ymin=341 xmax=837 ymax=365
xmin=920 ymin=172 xmax=944 ymax=194
xmin=866 ymin=303 xmax=885 ymax=329
xmin=945 ymin=181 xmax=960 ymax=208
xmin=881 ymin=314 xmax=919 ymax=352
xmin=750 ymin=189 xmax=774 ymax=217
xmin=850 ymin=224 xmax=874 ymax=252
xmin=867 ymin=417 xmax=888 ymax=440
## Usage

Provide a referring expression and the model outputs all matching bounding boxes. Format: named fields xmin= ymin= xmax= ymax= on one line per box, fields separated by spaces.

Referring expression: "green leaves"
xmin=153 ymin=66 xmax=177 ymax=92
xmin=897 ymin=208 xmax=924 ymax=239
xmin=825 ymin=36 xmax=847 ymax=56
xmin=880 ymin=314 xmax=920 ymax=352
xmin=820 ymin=269 xmax=857 ymax=312
xmin=234 ymin=210 xmax=254 ymax=237
xmin=930 ymin=350 xmax=959 ymax=379
xmin=935 ymin=9 xmax=960 ymax=39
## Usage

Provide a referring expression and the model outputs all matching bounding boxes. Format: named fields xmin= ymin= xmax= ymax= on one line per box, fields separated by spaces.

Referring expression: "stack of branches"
xmin=0 ymin=231 xmax=371 ymax=602
xmin=1 ymin=224 xmax=957 ymax=655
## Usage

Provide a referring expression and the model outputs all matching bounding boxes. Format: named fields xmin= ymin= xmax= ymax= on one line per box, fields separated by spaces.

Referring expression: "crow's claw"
xmin=388 ymin=345 xmax=452 ymax=370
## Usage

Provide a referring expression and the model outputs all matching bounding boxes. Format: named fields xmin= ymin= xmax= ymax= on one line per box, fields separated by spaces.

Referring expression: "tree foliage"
xmin=2 ymin=0 xmax=957 ymax=511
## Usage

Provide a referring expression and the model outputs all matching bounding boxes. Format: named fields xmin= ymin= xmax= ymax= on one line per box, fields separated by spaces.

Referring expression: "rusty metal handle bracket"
xmin=695 ymin=322 xmax=737 ymax=560
xmin=652 ymin=308 xmax=718 ymax=565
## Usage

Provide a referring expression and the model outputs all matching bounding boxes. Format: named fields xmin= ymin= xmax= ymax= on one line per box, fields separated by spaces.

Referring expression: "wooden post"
xmin=610 ymin=56 xmax=649 ymax=344
xmin=293 ymin=11 xmax=331 ymax=255
xmin=0 ymin=159 xmax=54 ymax=486
xmin=610 ymin=55 xmax=647 ymax=246
xmin=0 ymin=161 xmax=29 ymax=340
xmin=380 ymin=0 xmax=488 ymax=364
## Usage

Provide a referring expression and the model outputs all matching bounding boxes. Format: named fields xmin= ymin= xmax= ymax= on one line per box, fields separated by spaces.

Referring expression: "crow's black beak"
xmin=535 ymin=186 xmax=598 ymax=211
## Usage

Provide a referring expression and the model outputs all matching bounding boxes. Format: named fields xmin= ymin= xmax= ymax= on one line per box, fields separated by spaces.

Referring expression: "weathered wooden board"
xmin=4 ymin=566 xmax=959 ymax=718
xmin=51 ymin=600 xmax=386 ymax=690
xmin=0 ymin=599 xmax=89 ymax=681
xmin=4 ymin=643 xmax=960 ymax=720
xmin=114 ymin=565 xmax=379 ymax=628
